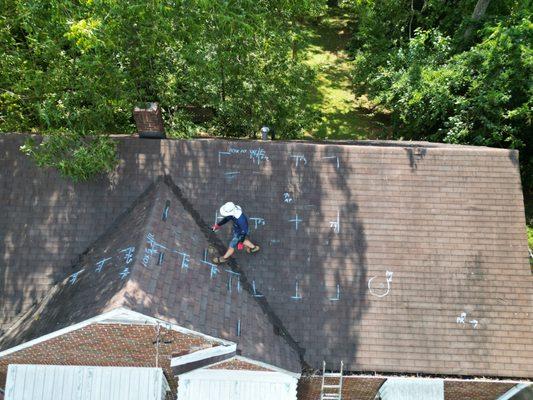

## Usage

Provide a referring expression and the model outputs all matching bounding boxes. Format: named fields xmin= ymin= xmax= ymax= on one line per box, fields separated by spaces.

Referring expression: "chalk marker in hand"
xmin=212 ymin=224 xmax=220 ymax=232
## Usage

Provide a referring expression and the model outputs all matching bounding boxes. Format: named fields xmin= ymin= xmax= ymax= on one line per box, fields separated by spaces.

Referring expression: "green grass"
xmin=301 ymin=11 xmax=391 ymax=140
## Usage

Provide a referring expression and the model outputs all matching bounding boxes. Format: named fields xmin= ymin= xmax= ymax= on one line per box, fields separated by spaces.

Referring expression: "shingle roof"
xmin=0 ymin=134 xmax=531 ymax=378
xmin=0 ymin=177 xmax=301 ymax=372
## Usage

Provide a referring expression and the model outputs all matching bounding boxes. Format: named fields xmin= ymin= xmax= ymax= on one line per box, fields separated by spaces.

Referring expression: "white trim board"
xmin=178 ymin=355 xmax=300 ymax=379
xmin=497 ymin=383 xmax=531 ymax=400
xmin=0 ymin=307 xmax=234 ymax=358
xmin=170 ymin=344 xmax=236 ymax=368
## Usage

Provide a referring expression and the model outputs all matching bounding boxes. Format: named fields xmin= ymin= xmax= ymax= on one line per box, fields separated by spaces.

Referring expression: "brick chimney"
xmin=133 ymin=102 xmax=166 ymax=139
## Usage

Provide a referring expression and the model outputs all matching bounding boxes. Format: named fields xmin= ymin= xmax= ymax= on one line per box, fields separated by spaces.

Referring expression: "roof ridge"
xmin=161 ymin=175 xmax=309 ymax=370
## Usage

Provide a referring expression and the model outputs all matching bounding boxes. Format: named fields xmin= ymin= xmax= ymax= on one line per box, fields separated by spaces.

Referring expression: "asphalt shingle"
xmin=0 ymin=135 xmax=531 ymax=378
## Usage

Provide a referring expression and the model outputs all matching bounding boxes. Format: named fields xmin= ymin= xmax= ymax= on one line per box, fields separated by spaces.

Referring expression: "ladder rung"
xmin=322 ymin=396 xmax=340 ymax=399
xmin=323 ymin=385 xmax=341 ymax=389
xmin=324 ymin=373 xmax=342 ymax=377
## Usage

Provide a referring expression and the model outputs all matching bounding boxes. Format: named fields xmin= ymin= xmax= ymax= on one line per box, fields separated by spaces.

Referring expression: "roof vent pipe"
xmin=260 ymin=125 xmax=275 ymax=140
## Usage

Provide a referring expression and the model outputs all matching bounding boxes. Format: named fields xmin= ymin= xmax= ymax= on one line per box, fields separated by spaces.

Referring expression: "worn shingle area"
xmin=298 ymin=376 xmax=385 ymax=400
xmin=297 ymin=377 xmax=520 ymax=400
xmin=207 ymin=359 xmax=274 ymax=371
xmin=1 ymin=134 xmax=531 ymax=378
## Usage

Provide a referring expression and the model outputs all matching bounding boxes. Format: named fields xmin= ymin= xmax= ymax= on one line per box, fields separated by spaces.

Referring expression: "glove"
xmin=237 ymin=242 xmax=244 ymax=251
xmin=211 ymin=224 xmax=221 ymax=232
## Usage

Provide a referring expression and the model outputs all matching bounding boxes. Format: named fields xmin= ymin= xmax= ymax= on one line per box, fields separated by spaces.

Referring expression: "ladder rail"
xmin=320 ymin=360 xmax=343 ymax=400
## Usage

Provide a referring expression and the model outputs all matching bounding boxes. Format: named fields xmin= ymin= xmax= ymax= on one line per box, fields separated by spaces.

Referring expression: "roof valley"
xmin=161 ymin=175 xmax=310 ymax=370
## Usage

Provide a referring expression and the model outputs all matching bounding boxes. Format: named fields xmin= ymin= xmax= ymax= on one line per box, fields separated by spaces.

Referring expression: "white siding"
xmin=5 ymin=365 xmax=169 ymax=400
xmin=178 ymin=370 xmax=298 ymax=400
xmin=379 ymin=378 xmax=444 ymax=400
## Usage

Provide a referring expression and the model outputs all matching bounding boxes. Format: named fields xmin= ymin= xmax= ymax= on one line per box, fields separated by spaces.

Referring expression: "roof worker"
xmin=212 ymin=202 xmax=260 ymax=264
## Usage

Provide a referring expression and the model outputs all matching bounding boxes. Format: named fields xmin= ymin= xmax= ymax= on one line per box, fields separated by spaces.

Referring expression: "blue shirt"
xmin=219 ymin=214 xmax=249 ymax=236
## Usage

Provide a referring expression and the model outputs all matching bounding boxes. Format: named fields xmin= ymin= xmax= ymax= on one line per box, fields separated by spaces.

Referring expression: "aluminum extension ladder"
xmin=320 ymin=361 xmax=343 ymax=400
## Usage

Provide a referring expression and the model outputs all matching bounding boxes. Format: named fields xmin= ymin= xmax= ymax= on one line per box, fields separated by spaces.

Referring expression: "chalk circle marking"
xmin=368 ymin=271 xmax=393 ymax=298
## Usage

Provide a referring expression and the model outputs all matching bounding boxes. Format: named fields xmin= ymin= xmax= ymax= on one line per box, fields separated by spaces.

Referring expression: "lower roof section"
xmin=297 ymin=376 xmax=531 ymax=400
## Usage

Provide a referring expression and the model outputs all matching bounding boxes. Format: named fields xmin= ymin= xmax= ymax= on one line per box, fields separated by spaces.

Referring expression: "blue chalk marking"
xmin=329 ymin=284 xmax=341 ymax=301
xmin=249 ymin=148 xmax=268 ymax=164
xmin=283 ymin=193 xmax=293 ymax=203
xmin=224 ymin=269 xmax=240 ymax=294
xmin=291 ymin=280 xmax=302 ymax=300
xmin=329 ymin=209 xmax=340 ymax=234
xmin=228 ymin=147 xmax=247 ymax=154
xmin=237 ymin=319 xmax=241 ymax=337
xmin=290 ymin=154 xmax=307 ymax=167
xmin=175 ymin=252 xmax=190 ymax=270
xmin=119 ymin=267 xmax=130 ymax=280
xmin=95 ymin=257 xmax=112 ymax=273
xmin=224 ymin=269 xmax=240 ymax=276
xmin=68 ymin=269 xmax=84 ymax=285
xmin=218 ymin=151 xmax=231 ymax=165
xmin=289 ymin=214 xmax=302 ymax=231
xmin=227 ymin=275 xmax=232 ymax=293
xmin=269 ymin=239 xmax=281 ymax=245
xmin=214 ymin=210 xmax=224 ymax=225
xmin=323 ymin=155 xmax=340 ymax=169
xmin=224 ymin=172 xmax=240 ymax=181
xmin=119 ymin=247 xmax=135 ymax=265
xmin=201 ymin=249 xmax=219 ymax=278
xmin=146 ymin=233 xmax=168 ymax=250
xmin=252 ymin=280 xmax=264 ymax=298
xmin=249 ymin=217 xmax=265 ymax=229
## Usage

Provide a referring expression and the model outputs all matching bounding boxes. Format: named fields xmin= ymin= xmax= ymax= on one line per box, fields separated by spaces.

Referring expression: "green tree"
xmin=1 ymin=0 xmax=326 ymax=180
xmin=347 ymin=0 xmax=532 ymax=191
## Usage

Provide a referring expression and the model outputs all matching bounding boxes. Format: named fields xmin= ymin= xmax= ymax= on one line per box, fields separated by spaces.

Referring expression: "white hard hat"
xmin=220 ymin=202 xmax=242 ymax=218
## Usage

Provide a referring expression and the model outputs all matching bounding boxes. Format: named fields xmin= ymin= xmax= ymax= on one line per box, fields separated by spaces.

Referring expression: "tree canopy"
xmin=346 ymin=0 xmax=532 ymax=192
